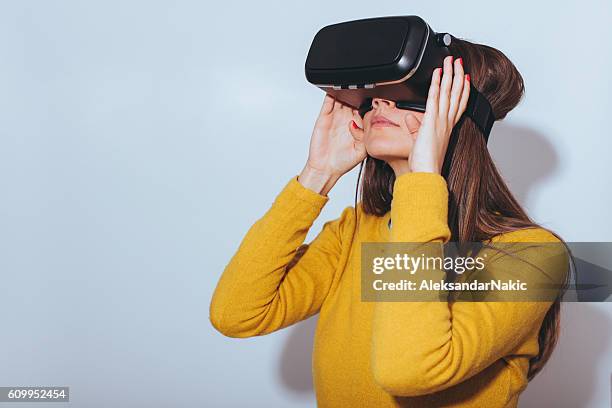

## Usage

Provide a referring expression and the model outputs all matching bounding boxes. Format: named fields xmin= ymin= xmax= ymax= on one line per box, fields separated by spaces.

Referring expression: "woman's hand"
xmin=299 ymin=94 xmax=366 ymax=195
xmin=405 ymin=55 xmax=471 ymax=175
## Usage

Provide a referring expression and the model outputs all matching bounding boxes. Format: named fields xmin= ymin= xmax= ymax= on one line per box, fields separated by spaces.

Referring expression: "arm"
xmin=209 ymin=174 xmax=353 ymax=338
xmin=371 ymin=172 xmax=568 ymax=396
xmin=210 ymin=92 xmax=367 ymax=338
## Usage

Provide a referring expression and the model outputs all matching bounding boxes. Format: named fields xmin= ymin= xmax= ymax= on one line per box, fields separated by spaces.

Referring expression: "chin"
xmin=364 ymin=128 xmax=412 ymax=160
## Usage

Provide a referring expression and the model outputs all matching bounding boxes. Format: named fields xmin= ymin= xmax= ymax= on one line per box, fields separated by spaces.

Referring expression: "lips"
xmin=371 ymin=114 xmax=399 ymax=127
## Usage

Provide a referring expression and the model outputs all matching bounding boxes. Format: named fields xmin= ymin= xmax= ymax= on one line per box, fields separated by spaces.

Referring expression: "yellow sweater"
xmin=210 ymin=171 xmax=567 ymax=407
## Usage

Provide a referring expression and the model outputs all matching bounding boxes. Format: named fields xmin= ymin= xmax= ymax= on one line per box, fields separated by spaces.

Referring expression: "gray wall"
xmin=0 ymin=1 xmax=610 ymax=407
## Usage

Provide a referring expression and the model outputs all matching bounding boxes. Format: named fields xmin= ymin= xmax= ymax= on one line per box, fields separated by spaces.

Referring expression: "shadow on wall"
xmin=276 ymin=123 xmax=602 ymax=405
xmin=277 ymin=315 xmax=317 ymax=397
xmin=488 ymin=122 xmax=560 ymax=205
xmin=520 ymin=304 xmax=612 ymax=407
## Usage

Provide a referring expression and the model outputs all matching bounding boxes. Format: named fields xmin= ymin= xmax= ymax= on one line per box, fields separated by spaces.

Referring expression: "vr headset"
xmin=305 ymin=15 xmax=495 ymax=143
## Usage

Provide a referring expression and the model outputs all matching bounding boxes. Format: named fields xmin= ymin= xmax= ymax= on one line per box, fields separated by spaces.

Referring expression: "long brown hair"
xmin=357 ymin=38 xmax=573 ymax=381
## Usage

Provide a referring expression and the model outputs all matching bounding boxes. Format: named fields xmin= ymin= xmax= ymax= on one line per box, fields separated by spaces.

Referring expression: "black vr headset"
xmin=305 ymin=15 xmax=495 ymax=143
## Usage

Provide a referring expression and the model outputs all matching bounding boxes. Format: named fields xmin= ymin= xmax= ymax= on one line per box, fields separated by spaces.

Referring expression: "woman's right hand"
xmin=298 ymin=95 xmax=366 ymax=195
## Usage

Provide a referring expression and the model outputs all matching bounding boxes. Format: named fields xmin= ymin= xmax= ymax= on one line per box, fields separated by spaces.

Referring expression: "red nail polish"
xmin=466 ymin=74 xmax=471 ymax=82
xmin=352 ymin=120 xmax=358 ymax=129
xmin=458 ymin=57 xmax=463 ymax=66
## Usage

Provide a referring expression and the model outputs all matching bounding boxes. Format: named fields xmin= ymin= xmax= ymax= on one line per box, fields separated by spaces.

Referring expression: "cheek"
xmin=364 ymin=127 xmax=415 ymax=157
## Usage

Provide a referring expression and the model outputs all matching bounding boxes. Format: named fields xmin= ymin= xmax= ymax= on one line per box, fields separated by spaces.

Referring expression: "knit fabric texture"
xmin=210 ymin=172 xmax=568 ymax=407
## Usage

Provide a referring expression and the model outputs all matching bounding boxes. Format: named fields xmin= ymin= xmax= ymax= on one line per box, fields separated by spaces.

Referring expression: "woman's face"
xmin=361 ymin=97 xmax=425 ymax=161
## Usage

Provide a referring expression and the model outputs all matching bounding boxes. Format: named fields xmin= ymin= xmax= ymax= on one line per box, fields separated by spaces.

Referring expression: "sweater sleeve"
xmin=371 ymin=172 xmax=569 ymax=397
xmin=209 ymin=175 xmax=352 ymax=338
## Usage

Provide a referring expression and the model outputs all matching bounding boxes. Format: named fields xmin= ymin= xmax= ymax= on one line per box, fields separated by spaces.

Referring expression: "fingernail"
xmin=458 ymin=57 xmax=463 ymax=66
xmin=466 ymin=74 xmax=471 ymax=81
xmin=351 ymin=120 xmax=358 ymax=129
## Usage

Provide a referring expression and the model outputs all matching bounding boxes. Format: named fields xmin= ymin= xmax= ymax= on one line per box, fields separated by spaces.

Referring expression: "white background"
xmin=0 ymin=1 xmax=610 ymax=407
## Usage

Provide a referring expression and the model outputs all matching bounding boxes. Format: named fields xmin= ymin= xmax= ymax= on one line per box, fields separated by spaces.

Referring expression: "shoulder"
xmin=488 ymin=226 xmax=562 ymax=244
xmin=319 ymin=205 xmax=357 ymax=238
xmin=485 ymin=227 xmax=569 ymax=284
xmin=328 ymin=202 xmax=385 ymax=238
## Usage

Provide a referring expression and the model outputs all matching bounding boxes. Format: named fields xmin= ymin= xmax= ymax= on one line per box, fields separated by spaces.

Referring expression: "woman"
xmin=210 ymin=38 xmax=570 ymax=407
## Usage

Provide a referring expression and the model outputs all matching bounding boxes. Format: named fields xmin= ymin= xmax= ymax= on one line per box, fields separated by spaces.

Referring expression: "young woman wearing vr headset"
xmin=211 ymin=17 xmax=572 ymax=407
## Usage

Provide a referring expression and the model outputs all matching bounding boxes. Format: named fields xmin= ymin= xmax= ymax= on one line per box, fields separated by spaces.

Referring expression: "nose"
xmin=371 ymin=97 xmax=396 ymax=109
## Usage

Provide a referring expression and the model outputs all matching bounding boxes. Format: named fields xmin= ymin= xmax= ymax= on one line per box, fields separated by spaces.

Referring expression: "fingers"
xmin=348 ymin=120 xmax=364 ymax=142
xmin=349 ymin=110 xmax=365 ymax=141
xmin=351 ymin=108 xmax=363 ymax=127
xmin=455 ymin=75 xmax=471 ymax=126
xmin=438 ymin=55 xmax=454 ymax=120
xmin=403 ymin=112 xmax=422 ymax=138
xmin=430 ymin=55 xmax=471 ymax=128
xmin=320 ymin=94 xmax=335 ymax=115
xmin=320 ymin=94 xmax=355 ymax=118
xmin=424 ymin=66 xmax=442 ymax=125
xmin=333 ymin=97 xmax=353 ymax=115
xmin=448 ymin=57 xmax=465 ymax=122
xmin=332 ymin=98 xmax=340 ymax=112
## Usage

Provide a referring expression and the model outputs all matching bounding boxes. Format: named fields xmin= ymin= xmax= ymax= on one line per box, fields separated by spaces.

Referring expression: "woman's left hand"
xmin=407 ymin=55 xmax=471 ymax=175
